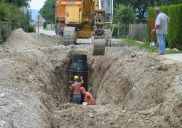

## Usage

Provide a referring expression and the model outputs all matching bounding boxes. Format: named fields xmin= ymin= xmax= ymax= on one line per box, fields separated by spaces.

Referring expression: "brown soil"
xmin=0 ymin=29 xmax=182 ymax=128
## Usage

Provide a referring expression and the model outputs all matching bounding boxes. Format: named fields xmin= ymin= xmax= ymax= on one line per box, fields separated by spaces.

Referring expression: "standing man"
xmin=151 ymin=8 xmax=170 ymax=55
xmin=70 ymin=76 xmax=84 ymax=104
xmin=80 ymin=87 xmax=96 ymax=105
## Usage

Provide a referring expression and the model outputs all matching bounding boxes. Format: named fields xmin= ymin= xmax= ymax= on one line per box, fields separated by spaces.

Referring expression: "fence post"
xmin=140 ymin=22 xmax=142 ymax=41
xmin=129 ymin=23 xmax=131 ymax=39
xmin=6 ymin=21 xmax=9 ymax=36
xmin=134 ymin=23 xmax=136 ymax=40
xmin=0 ymin=23 xmax=1 ymax=41
xmin=118 ymin=22 xmax=119 ymax=38
xmin=124 ymin=24 xmax=125 ymax=37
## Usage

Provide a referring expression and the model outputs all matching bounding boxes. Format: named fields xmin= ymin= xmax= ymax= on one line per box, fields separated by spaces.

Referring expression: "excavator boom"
xmin=62 ymin=0 xmax=113 ymax=55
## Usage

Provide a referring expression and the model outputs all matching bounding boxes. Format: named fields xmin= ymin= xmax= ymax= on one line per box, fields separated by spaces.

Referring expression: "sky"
xmin=29 ymin=0 xmax=46 ymax=10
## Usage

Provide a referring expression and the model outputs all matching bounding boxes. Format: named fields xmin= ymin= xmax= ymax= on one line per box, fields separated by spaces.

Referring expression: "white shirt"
xmin=155 ymin=12 xmax=169 ymax=35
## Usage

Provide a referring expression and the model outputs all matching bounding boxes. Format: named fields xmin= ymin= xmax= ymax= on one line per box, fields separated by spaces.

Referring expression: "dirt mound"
xmin=0 ymin=30 xmax=182 ymax=127
xmin=4 ymin=28 xmax=63 ymax=52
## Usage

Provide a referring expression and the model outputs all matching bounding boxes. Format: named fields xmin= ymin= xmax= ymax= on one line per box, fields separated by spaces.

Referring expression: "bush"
xmin=114 ymin=4 xmax=136 ymax=24
xmin=1 ymin=28 xmax=7 ymax=41
xmin=104 ymin=25 xmax=118 ymax=37
xmin=28 ymin=24 xmax=35 ymax=32
xmin=111 ymin=25 xmax=118 ymax=37
xmin=0 ymin=2 xmax=29 ymax=32
xmin=6 ymin=4 xmax=26 ymax=30
xmin=43 ymin=20 xmax=53 ymax=28
xmin=0 ymin=1 xmax=10 ymax=20
xmin=147 ymin=4 xmax=182 ymax=50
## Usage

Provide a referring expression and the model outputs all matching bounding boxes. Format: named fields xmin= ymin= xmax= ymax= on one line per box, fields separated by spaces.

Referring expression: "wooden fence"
xmin=118 ymin=23 xmax=129 ymax=38
xmin=117 ymin=22 xmax=148 ymax=41
xmin=0 ymin=20 xmax=20 ymax=42
xmin=128 ymin=23 xmax=148 ymax=41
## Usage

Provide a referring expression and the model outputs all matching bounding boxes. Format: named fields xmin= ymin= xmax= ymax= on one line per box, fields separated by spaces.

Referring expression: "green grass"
xmin=0 ymin=41 xmax=3 ymax=45
xmin=112 ymin=36 xmax=128 ymax=39
xmin=43 ymin=28 xmax=55 ymax=31
xmin=43 ymin=28 xmax=49 ymax=30
xmin=122 ymin=38 xmax=182 ymax=54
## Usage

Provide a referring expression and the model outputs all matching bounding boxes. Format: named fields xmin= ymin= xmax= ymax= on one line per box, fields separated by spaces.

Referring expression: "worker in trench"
xmin=70 ymin=76 xmax=84 ymax=104
xmin=80 ymin=87 xmax=96 ymax=105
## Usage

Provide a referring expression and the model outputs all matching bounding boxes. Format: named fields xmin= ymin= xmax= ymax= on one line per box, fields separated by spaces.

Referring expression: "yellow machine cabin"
xmin=65 ymin=6 xmax=80 ymax=25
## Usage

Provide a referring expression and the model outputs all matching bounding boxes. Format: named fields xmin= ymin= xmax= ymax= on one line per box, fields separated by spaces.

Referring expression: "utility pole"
xmin=30 ymin=9 xmax=32 ymax=21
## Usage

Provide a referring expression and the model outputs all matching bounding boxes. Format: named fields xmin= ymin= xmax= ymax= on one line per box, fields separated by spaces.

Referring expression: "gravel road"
xmin=36 ymin=27 xmax=56 ymax=35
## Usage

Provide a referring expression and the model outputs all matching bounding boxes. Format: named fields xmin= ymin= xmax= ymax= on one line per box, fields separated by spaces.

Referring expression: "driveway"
xmin=36 ymin=27 xmax=56 ymax=35
xmin=164 ymin=54 xmax=182 ymax=63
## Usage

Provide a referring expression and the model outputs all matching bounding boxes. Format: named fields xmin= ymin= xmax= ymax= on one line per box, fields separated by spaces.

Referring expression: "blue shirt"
xmin=155 ymin=12 xmax=169 ymax=35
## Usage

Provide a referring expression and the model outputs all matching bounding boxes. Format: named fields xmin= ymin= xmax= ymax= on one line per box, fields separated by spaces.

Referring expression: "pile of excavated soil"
xmin=0 ymin=29 xmax=182 ymax=127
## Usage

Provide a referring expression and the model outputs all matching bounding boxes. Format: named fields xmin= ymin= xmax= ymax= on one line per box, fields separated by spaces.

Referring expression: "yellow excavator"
xmin=56 ymin=0 xmax=113 ymax=55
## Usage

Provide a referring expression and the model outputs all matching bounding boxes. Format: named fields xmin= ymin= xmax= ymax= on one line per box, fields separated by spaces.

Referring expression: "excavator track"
xmin=63 ymin=27 xmax=75 ymax=45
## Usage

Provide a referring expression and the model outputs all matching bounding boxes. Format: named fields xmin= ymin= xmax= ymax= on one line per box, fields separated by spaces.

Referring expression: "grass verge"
xmin=43 ymin=28 xmax=55 ymax=31
xmin=122 ymin=38 xmax=182 ymax=54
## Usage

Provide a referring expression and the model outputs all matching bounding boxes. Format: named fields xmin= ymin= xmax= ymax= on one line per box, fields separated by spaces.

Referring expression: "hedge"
xmin=28 ymin=24 xmax=35 ymax=32
xmin=147 ymin=4 xmax=182 ymax=50
xmin=104 ymin=25 xmax=118 ymax=37
xmin=43 ymin=20 xmax=53 ymax=28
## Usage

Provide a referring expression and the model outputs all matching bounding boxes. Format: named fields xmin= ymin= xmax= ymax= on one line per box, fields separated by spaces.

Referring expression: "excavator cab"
xmin=102 ymin=0 xmax=113 ymax=24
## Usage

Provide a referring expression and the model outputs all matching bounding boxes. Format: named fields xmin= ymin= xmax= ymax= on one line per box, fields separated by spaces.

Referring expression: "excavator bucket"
xmin=92 ymin=36 xmax=106 ymax=55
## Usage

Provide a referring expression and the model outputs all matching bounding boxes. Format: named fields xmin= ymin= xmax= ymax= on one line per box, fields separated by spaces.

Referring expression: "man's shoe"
xmin=158 ymin=53 xmax=165 ymax=55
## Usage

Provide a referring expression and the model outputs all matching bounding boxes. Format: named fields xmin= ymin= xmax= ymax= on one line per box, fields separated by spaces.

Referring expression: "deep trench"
xmin=39 ymin=42 xmax=134 ymax=112
xmin=49 ymin=54 xmax=95 ymax=105
xmin=33 ymin=47 xmax=182 ymax=127
xmin=40 ymin=53 xmax=95 ymax=110
xmin=40 ymin=50 xmax=133 ymax=111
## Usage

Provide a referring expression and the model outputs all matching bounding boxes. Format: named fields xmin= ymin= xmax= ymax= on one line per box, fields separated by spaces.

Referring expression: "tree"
xmin=39 ymin=0 xmax=57 ymax=22
xmin=114 ymin=0 xmax=182 ymax=19
xmin=0 ymin=0 xmax=10 ymax=20
xmin=114 ymin=4 xmax=136 ymax=24
xmin=4 ymin=0 xmax=31 ymax=7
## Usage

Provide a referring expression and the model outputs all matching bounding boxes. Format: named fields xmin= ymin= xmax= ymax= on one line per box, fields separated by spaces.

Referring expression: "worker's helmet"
xmin=80 ymin=87 xmax=85 ymax=92
xmin=74 ymin=76 xmax=79 ymax=80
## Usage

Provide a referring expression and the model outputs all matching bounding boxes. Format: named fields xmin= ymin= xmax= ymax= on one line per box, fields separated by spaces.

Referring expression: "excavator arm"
xmin=63 ymin=0 xmax=113 ymax=55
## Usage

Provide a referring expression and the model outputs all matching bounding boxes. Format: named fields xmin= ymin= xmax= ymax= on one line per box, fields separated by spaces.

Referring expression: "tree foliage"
xmin=4 ymin=0 xmax=31 ymax=7
xmin=0 ymin=0 xmax=10 ymax=20
xmin=114 ymin=4 xmax=135 ymax=24
xmin=0 ymin=0 xmax=31 ymax=31
xmin=7 ymin=3 xmax=30 ymax=30
xmin=39 ymin=0 xmax=57 ymax=22
xmin=114 ymin=0 xmax=182 ymax=19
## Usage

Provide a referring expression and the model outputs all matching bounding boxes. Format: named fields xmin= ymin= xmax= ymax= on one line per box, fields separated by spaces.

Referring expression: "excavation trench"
xmin=1 ymin=29 xmax=182 ymax=127
xmin=47 ymin=48 xmax=182 ymax=128
xmin=41 ymin=49 xmax=182 ymax=128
